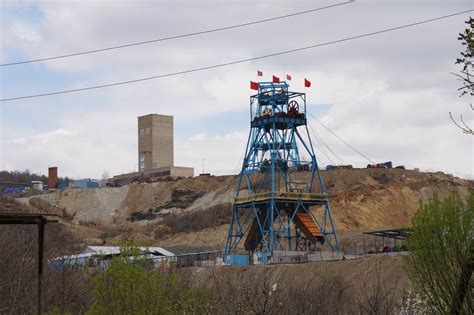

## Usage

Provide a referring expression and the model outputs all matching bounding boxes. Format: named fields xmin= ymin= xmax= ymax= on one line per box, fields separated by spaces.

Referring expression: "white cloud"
xmin=1 ymin=0 xmax=473 ymax=179
xmin=10 ymin=20 xmax=41 ymax=42
xmin=1 ymin=127 xmax=135 ymax=178
xmin=189 ymin=133 xmax=207 ymax=142
xmin=176 ymin=131 xmax=248 ymax=176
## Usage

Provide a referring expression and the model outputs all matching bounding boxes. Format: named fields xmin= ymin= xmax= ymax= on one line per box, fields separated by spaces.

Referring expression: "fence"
xmin=171 ymin=250 xmax=225 ymax=268
xmin=60 ymin=232 xmax=408 ymax=270
xmin=53 ymin=245 xmax=409 ymax=272
xmin=158 ymin=240 xmax=410 ymax=269
xmin=270 ymin=251 xmax=344 ymax=264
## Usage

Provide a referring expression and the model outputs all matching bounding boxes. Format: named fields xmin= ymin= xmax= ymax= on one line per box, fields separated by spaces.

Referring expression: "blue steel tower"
xmin=224 ymin=81 xmax=339 ymax=263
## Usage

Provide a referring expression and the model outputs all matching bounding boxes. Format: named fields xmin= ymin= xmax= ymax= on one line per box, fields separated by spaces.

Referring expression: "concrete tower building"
xmin=111 ymin=113 xmax=193 ymax=185
xmin=138 ymin=114 xmax=174 ymax=171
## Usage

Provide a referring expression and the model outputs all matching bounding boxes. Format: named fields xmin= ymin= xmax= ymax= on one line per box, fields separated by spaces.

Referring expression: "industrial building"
xmin=48 ymin=246 xmax=175 ymax=270
xmin=138 ymin=114 xmax=174 ymax=171
xmin=111 ymin=114 xmax=193 ymax=185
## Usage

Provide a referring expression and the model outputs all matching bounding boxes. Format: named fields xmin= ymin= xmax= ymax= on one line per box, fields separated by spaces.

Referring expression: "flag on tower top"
xmin=286 ymin=74 xmax=292 ymax=81
xmin=304 ymin=78 xmax=311 ymax=88
xmin=257 ymin=70 xmax=263 ymax=76
xmin=272 ymin=75 xmax=280 ymax=83
xmin=250 ymin=81 xmax=259 ymax=90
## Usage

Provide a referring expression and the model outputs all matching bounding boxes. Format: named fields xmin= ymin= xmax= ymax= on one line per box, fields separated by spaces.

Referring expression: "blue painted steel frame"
xmin=224 ymin=82 xmax=339 ymax=263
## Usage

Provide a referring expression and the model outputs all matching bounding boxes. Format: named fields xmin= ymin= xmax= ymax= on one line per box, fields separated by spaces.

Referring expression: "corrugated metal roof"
xmin=146 ymin=247 xmax=174 ymax=257
xmin=85 ymin=246 xmax=174 ymax=257
xmin=50 ymin=252 xmax=94 ymax=261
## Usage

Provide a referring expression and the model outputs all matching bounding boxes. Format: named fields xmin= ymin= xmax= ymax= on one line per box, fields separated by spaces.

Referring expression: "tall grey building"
xmin=138 ymin=114 xmax=174 ymax=171
xmin=111 ymin=113 xmax=193 ymax=185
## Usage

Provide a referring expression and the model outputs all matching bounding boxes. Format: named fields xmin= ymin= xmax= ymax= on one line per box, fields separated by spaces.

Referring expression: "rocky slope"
xmin=19 ymin=169 xmax=472 ymax=248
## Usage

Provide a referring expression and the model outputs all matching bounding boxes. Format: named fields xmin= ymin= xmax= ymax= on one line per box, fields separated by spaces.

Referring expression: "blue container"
xmin=57 ymin=183 xmax=67 ymax=189
xmin=72 ymin=180 xmax=88 ymax=189
xmin=230 ymin=254 xmax=249 ymax=266
xmin=384 ymin=161 xmax=393 ymax=169
xmin=72 ymin=179 xmax=99 ymax=189
xmin=87 ymin=181 xmax=99 ymax=188
xmin=4 ymin=187 xmax=26 ymax=194
xmin=326 ymin=165 xmax=334 ymax=171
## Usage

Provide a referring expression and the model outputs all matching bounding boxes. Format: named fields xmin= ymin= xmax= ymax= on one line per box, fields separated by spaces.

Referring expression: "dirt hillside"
xmin=18 ymin=168 xmax=472 ymax=248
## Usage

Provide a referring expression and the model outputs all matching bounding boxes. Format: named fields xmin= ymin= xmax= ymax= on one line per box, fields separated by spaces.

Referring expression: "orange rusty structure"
xmin=48 ymin=167 xmax=57 ymax=189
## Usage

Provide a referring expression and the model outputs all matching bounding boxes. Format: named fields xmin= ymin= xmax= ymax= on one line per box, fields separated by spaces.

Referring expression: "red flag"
xmin=250 ymin=81 xmax=259 ymax=90
xmin=304 ymin=78 xmax=311 ymax=87
xmin=286 ymin=74 xmax=292 ymax=81
xmin=272 ymin=75 xmax=280 ymax=83
xmin=257 ymin=70 xmax=263 ymax=76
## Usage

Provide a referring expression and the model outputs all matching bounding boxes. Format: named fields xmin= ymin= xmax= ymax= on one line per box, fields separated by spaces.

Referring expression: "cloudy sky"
xmin=1 ymin=0 xmax=472 ymax=179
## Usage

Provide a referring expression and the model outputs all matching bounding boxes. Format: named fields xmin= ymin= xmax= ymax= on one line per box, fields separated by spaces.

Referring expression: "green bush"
xmin=87 ymin=242 xmax=210 ymax=314
xmin=404 ymin=190 xmax=473 ymax=314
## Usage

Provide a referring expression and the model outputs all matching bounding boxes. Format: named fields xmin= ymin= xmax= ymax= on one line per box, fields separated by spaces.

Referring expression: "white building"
xmin=49 ymin=245 xmax=176 ymax=270
xmin=31 ymin=180 xmax=44 ymax=191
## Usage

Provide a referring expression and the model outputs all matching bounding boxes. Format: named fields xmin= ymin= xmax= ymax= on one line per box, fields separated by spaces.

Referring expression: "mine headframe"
xmin=224 ymin=81 xmax=339 ymax=264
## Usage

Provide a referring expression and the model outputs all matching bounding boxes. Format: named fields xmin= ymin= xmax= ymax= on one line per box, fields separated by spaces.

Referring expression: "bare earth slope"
xmin=19 ymin=169 xmax=472 ymax=247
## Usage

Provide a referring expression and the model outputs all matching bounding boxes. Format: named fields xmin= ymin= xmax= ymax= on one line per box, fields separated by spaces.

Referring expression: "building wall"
xmin=138 ymin=115 xmax=153 ymax=171
xmin=112 ymin=166 xmax=194 ymax=185
xmin=170 ymin=167 xmax=194 ymax=178
xmin=138 ymin=114 xmax=174 ymax=171
xmin=48 ymin=166 xmax=58 ymax=189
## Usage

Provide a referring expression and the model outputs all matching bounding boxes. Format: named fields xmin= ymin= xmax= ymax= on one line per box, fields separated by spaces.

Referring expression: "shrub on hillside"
xmin=155 ymin=188 xmax=206 ymax=210
xmin=155 ymin=203 xmax=232 ymax=237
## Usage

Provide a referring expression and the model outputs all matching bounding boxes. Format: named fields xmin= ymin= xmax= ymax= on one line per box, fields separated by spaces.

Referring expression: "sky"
xmin=0 ymin=0 xmax=473 ymax=180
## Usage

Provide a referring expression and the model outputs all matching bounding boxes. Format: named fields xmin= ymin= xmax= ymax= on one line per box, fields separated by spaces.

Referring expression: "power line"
xmin=0 ymin=1 xmax=355 ymax=67
xmin=308 ymin=125 xmax=344 ymax=164
xmin=309 ymin=124 xmax=346 ymax=164
xmin=307 ymin=112 xmax=375 ymax=164
xmin=314 ymin=131 xmax=346 ymax=165
xmin=1 ymin=9 xmax=471 ymax=102
xmin=311 ymin=133 xmax=336 ymax=165
xmin=313 ymin=138 xmax=335 ymax=164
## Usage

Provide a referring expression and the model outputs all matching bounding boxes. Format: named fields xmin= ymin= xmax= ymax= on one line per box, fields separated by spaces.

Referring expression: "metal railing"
xmin=145 ymin=244 xmax=410 ymax=269
xmin=167 ymin=250 xmax=225 ymax=268
xmin=234 ymin=191 xmax=325 ymax=204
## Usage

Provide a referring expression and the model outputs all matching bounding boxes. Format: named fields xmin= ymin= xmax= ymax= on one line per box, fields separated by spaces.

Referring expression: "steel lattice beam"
xmin=224 ymin=81 xmax=339 ymax=264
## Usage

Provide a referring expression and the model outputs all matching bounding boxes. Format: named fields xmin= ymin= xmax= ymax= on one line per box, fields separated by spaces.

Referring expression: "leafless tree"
xmin=451 ymin=17 xmax=473 ymax=135
xmin=210 ymin=264 xmax=358 ymax=314
xmin=281 ymin=267 xmax=355 ymax=314
xmin=357 ymin=259 xmax=400 ymax=315
xmin=0 ymin=196 xmax=90 ymax=313
xmin=210 ymin=266 xmax=281 ymax=314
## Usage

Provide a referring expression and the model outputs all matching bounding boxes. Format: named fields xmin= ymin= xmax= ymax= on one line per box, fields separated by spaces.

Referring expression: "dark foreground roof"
xmin=363 ymin=228 xmax=411 ymax=240
xmin=0 ymin=213 xmax=58 ymax=225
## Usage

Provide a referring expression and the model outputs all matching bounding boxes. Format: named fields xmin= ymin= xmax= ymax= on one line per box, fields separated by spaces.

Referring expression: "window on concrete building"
xmin=140 ymin=129 xmax=145 ymax=136
xmin=139 ymin=153 xmax=145 ymax=171
xmin=145 ymin=127 xmax=150 ymax=134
